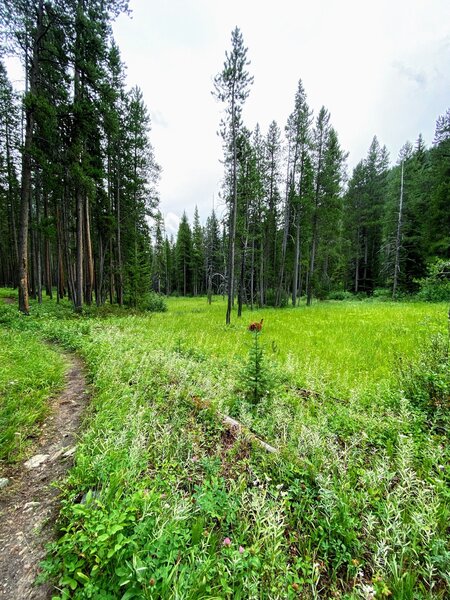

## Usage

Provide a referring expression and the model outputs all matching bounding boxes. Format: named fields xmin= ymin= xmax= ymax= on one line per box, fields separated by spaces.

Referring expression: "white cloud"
xmin=164 ymin=212 xmax=181 ymax=237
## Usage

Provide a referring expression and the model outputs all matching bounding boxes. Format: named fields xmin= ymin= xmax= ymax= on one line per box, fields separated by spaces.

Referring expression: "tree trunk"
xmin=250 ymin=237 xmax=255 ymax=311
xmin=237 ymin=242 xmax=245 ymax=317
xmin=292 ymin=207 xmax=301 ymax=307
xmin=35 ymin=175 xmax=42 ymax=304
xmin=226 ymin=92 xmax=237 ymax=325
xmin=6 ymin=125 xmax=19 ymax=286
xmin=84 ymin=197 xmax=94 ymax=305
xmin=75 ymin=188 xmax=83 ymax=311
xmin=306 ymin=210 xmax=318 ymax=306
xmin=276 ymin=170 xmax=292 ymax=306
xmin=18 ymin=2 xmax=45 ymax=313
xmin=392 ymin=161 xmax=404 ymax=299
xmin=354 ymin=227 xmax=360 ymax=293
xmin=116 ymin=172 xmax=123 ymax=306
xmin=43 ymin=190 xmax=52 ymax=298
xmin=259 ymin=239 xmax=264 ymax=307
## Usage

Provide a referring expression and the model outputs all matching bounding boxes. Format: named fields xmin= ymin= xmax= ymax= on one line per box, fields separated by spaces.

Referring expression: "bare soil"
xmin=0 ymin=352 xmax=89 ymax=599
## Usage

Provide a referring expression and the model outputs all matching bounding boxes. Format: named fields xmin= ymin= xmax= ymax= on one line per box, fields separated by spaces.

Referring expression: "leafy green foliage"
xmin=401 ymin=332 xmax=450 ymax=431
xmin=416 ymin=258 xmax=450 ymax=302
xmin=138 ymin=291 xmax=167 ymax=313
xmin=1 ymin=293 xmax=449 ymax=598
xmin=326 ymin=290 xmax=354 ymax=301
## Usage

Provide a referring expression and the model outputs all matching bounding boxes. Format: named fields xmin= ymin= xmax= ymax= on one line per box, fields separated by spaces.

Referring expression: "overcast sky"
xmin=111 ymin=0 xmax=449 ymax=233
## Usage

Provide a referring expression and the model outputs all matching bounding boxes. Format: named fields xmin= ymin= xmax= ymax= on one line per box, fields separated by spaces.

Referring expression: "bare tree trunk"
xmin=307 ymin=210 xmax=318 ymax=306
xmin=259 ymin=239 xmax=264 ymax=307
xmin=18 ymin=2 xmax=45 ymax=313
xmin=292 ymin=207 xmax=301 ymax=307
xmin=362 ymin=233 xmax=368 ymax=291
xmin=29 ymin=191 xmax=37 ymax=300
xmin=354 ymin=227 xmax=360 ymax=293
xmin=109 ymin=238 xmax=114 ymax=305
xmin=116 ymin=172 xmax=123 ymax=306
xmin=6 ymin=126 xmax=19 ymax=286
xmin=35 ymin=176 xmax=42 ymax=304
xmin=84 ymin=197 xmax=94 ymax=305
xmin=18 ymin=138 xmax=32 ymax=313
xmin=97 ymin=235 xmax=105 ymax=305
xmin=276 ymin=165 xmax=292 ymax=306
xmin=392 ymin=161 xmax=404 ymax=299
xmin=250 ymin=237 xmax=255 ymax=311
xmin=298 ymin=245 xmax=303 ymax=299
xmin=56 ymin=204 xmax=65 ymax=301
xmin=226 ymin=93 xmax=237 ymax=325
xmin=75 ymin=188 xmax=83 ymax=311
xmin=237 ymin=243 xmax=245 ymax=317
xmin=43 ymin=190 xmax=52 ymax=298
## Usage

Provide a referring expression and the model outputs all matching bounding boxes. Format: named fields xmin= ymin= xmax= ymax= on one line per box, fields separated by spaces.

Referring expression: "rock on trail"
xmin=0 ymin=352 xmax=89 ymax=599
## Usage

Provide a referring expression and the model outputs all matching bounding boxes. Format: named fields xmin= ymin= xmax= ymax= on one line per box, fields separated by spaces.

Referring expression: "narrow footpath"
xmin=0 ymin=350 xmax=89 ymax=599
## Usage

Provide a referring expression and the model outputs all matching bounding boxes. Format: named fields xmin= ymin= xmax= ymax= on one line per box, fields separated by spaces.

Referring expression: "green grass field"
xmin=0 ymin=327 xmax=65 ymax=462
xmin=1 ymin=293 xmax=449 ymax=598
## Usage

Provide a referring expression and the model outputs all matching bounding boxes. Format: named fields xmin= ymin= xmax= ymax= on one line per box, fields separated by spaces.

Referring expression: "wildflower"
xmin=191 ymin=455 xmax=199 ymax=463
xmin=222 ymin=537 xmax=232 ymax=547
xmin=239 ymin=546 xmax=244 ymax=554
xmin=248 ymin=319 xmax=263 ymax=332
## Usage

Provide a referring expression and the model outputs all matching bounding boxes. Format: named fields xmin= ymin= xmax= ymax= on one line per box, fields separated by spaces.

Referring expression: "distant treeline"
xmin=159 ymin=30 xmax=449 ymax=309
xmin=0 ymin=18 xmax=448 ymax=314
xmin=160 ymin=111 xmax=449 ymax=306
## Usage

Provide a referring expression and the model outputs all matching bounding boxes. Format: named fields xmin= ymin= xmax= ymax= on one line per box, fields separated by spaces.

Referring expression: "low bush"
xmin=139 ymin=291 xmax=167 ymax=312
xmin=327 ymin=290 xmax=354 ymax=301
xmin=416 ymin=258 xmax=450 ymax=302
xmin=401 ymin=332 xmax=450 ymax=432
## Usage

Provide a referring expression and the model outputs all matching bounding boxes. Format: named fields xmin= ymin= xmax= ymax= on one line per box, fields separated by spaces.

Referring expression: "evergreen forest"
xmin=0 ymin=15 xmax=448 ymax=316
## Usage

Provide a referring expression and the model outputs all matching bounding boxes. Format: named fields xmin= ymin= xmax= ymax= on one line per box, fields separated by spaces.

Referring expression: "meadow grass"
xmin=1 ymin=293 xmax=449 ymax=598
xmin=0 ymin=326 xmax=65 ymax=462
xmin=126 ymin=296 xmax=445 ymax=397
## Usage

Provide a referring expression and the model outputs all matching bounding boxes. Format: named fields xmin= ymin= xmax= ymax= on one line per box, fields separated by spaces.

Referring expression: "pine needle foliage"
xmin=239 ymin=322 xmax=273 ymax=406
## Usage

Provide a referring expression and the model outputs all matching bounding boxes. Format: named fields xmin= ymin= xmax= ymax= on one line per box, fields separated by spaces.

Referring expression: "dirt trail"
xmin=0 ymin=351 xmax=89 ymax=599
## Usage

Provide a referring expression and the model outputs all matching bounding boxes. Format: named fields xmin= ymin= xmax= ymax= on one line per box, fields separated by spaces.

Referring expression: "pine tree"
xmin=0 ymin=61 xmax=20 ymax=287
xmin=191 ymin=206 xmax=204 ymax=296
xmin=213 ymin=27 xmax=253 ymax=324
xmin=175 ymin=212 xmax=193 ymax=295
xmin=205 ymin=208 xmax=223 ymax=301
xmin=262 ymin=120 xmax=282 ymax=301
xmin=152 ymin=210 xmax=166 ymax=293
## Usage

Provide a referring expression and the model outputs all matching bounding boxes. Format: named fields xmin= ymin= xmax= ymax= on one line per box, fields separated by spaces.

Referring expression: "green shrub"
xmin=373 ymin=287 xmax=392 ymax=299
xmin=401 ymin=332 xmax=449 ymax=432
xmin=416 ymin=258 xmax=450 ymax=302
xmin=140 ymin=292 xmax=167 ymax=312
xmin=417 ymin=281 xmax=450 ymax=302
xmin=327 ymin=290 xmax=354 ymax=301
